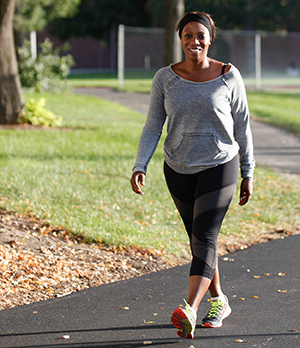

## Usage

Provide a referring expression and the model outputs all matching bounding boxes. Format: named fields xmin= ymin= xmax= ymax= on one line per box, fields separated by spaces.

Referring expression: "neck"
xmin=184 ymin=57 xmax=210 ymax=72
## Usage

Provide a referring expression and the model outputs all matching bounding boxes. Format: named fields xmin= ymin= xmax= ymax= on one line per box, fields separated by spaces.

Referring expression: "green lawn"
xmin=1 ymin=90 xmax=300 ymax=259
xmin=247 ymin=91 xmax=300 ymax=134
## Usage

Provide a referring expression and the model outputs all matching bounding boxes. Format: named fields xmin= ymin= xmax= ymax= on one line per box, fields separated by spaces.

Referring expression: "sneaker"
xmin=201 ymin=295 xmax=231 ymax=328
xmin=171 ymin=299 xmax=197 ymax=339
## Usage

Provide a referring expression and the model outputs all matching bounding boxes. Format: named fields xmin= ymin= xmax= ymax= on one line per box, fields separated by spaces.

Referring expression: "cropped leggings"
xmin=164 ymin=156 xmax=239 ymax=280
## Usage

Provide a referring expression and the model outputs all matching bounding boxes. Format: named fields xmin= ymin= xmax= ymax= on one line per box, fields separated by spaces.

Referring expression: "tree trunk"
xmin=0 ymin=0 xmax=23 ymax=124
xmin=164 ymin=0 xmax=184 ymax=66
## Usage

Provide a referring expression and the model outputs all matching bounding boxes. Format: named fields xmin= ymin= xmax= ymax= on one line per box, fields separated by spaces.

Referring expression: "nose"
xmin=192 ymin=35 xmax=200 ymax=44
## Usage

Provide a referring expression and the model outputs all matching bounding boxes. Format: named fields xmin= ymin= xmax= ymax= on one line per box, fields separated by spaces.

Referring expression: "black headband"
xmin=178 ymin=13 xmax=213 ymax=41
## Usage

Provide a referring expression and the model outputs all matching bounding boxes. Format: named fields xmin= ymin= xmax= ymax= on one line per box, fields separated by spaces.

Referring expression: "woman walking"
xmin=130 ymin=11 xmax=255 ymax=339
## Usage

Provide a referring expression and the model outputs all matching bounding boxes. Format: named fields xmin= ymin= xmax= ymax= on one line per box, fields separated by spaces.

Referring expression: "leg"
xmin=187 ymin=260 xmax=223 ymax=313
xmin=188 ymin=275 xmax=211 ymax=312
xmin=208 ymin=260 xmax=222 ymax=297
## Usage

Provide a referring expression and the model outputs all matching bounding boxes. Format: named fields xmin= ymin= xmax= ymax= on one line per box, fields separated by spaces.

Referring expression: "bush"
xmin=18 ymin=38 xmax=75 ymax=93
xmin=19 ymin=98 xmax=63 ymax=127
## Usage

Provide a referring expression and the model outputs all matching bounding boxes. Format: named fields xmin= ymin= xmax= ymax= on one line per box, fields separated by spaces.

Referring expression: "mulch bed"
xmin=0 ymin=209 xmax=179 ymax=311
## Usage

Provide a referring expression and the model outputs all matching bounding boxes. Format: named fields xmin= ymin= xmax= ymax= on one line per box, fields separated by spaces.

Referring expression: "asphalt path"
xmin=1 ymin=235 xmax=299 ymax=347
xmin=1 ymin=88 xmax=299 ymax=348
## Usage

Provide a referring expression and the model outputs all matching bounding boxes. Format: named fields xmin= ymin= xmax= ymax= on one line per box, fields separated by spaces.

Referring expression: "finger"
xmin=131 ymin=176 xmax=144 ymax=195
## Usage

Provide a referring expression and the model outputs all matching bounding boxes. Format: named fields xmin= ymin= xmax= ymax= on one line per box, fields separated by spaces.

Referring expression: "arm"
xmin=131 ymin=71 xmax=167 ymax=193
xmin=230 ymin=67 xmax=255 ymax=181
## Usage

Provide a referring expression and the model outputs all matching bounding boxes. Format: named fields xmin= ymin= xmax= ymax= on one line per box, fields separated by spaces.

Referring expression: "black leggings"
xmin=164 ymin=156 xmax=239 ymax=279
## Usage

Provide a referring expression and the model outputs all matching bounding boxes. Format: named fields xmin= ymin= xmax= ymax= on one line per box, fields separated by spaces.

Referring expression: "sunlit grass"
xmin=247 ymin=91 xmax=300 ymax=134
xmin=0 ymin=91 xmax=299 ymax=258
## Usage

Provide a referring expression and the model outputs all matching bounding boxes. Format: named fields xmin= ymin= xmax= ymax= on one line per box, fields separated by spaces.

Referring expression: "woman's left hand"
xmin=239 ymin=178 xmax=253 ymax=206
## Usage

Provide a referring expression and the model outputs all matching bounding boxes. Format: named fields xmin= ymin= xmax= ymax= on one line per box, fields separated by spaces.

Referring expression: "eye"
xmin=184 ymin=33 xmax=192 ymax=39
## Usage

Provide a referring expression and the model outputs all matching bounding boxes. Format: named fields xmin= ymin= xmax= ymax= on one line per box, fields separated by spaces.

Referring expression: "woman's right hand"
xmin=130 ymin=171 xmax=146 ymax=195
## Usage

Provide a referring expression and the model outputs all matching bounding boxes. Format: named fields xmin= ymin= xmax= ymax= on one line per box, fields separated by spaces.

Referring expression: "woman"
xmin=130 ymin=11 xmax=255 ymax=340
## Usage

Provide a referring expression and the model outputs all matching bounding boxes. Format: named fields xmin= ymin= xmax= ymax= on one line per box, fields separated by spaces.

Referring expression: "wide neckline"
xmin=169 ymin=63 xmax=232 ymax=84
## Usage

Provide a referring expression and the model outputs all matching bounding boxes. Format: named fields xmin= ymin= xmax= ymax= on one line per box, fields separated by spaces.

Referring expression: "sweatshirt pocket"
xmin=168 ymin=133 xmax=225 ymax=167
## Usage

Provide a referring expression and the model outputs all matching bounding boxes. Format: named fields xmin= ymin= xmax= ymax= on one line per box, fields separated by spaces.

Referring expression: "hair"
xmin=176 ymin=11 xmax=216 ymax=42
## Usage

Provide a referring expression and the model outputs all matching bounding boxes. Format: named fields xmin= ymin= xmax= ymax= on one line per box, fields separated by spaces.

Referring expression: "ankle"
xmin=211 ymin=293 xmax=226 ymax=302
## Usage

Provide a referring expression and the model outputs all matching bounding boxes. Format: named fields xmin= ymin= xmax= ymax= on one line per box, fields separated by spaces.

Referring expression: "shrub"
xmin=18 ymin=38 xmax=75 ymax=93
xmin=19 ymin=98 xmax=63 ymax=127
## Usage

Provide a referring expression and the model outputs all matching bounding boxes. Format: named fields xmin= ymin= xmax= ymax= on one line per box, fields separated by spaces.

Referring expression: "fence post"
xmin=255 ymin=32 xmax=261 ymax=90
xmin=30 ymin=31 xmax=37 ymax=60
xmin=118 ymin=24 xmax=125 ymax=87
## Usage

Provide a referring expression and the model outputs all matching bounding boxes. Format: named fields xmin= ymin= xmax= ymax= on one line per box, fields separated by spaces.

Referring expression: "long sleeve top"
xmin=133 ymin=63 xmax=255 ymax=179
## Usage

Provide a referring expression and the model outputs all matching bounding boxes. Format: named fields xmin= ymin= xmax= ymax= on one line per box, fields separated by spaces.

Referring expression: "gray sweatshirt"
xmin=133 ymin=63 xmax=255 ymax=179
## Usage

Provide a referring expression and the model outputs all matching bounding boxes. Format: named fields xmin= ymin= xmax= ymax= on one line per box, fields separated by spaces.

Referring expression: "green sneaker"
xmin=201 ymin=295 xmax=231 ymax=328
xmin=171 ymin=299 xmax=197 ymax=339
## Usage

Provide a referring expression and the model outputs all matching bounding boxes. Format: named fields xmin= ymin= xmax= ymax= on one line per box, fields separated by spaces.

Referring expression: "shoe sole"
xmin=201 ymin=305 xmax=232 ymax=328
xmin=171 ymin=308 xmax=194 ymax=339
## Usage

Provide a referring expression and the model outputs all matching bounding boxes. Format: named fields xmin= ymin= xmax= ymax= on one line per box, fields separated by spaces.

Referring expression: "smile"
xmin=188 ymin=48 xmax=202 ymax=52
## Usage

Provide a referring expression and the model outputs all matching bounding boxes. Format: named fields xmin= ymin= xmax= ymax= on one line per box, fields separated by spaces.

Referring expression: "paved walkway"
xmin=1 ymin=88 xmax=299 ymax=348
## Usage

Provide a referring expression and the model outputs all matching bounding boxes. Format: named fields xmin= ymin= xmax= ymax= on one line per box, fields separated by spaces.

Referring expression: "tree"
xmin=49 ymin=0 xmax=152 ymax=41
xmin=164 ymin=0 xmax=185 ymax=66
xmin=14 ymin=0 xmax=81 ymax=32
xmin=13 ymin=0 xmax=81 ymax=50
xmin=0 ymin=0 xmax=23 ymax=124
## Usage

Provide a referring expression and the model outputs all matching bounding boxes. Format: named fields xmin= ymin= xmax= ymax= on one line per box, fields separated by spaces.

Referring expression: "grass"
xmin=247 ymin=91 xmax=300 ymax=134
xmin=69 ymin=71 xmax=154 ymax=93
xmin=1 ymin=90 xmax=300 ymax=259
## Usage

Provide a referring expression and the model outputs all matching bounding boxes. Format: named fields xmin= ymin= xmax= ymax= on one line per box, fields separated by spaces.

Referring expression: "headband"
xmin=178 ymin=13 xmax=213 ymax=41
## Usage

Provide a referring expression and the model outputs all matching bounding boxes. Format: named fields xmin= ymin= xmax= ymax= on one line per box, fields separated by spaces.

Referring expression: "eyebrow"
xmin=183 ymin=30 xmax=207 ymax=34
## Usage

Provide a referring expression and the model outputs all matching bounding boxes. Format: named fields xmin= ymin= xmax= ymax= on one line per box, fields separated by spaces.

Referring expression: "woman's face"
xmin=181 ymin=21 xmax=211 ymax=61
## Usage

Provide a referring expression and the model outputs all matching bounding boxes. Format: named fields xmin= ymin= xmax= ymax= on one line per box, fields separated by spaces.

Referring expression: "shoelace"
xmin=207 ymin=299 xmax=223 ymax=318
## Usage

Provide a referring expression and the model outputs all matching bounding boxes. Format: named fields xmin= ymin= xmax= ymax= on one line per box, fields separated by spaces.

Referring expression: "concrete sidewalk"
xmin=75 ymin=87 xmax=300 ymax=176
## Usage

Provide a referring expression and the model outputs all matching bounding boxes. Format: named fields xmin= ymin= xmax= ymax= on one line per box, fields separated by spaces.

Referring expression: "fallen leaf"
xmin=253 ymin=296 xmax=259 ymax=299
xmin=143 ymin=342 xmax=152 ymax=345
xmin=62 ymin=335 xmax=70 ymax=339
xmin=121 ymin=307 xmax=129 ymax=310
xmin=254 ymin=275 xmax=260 ymax=278
xmin=144 ymin=320 xmax=154 ymax=324
xmin=278 ymin=272 xmax=285 ymax=276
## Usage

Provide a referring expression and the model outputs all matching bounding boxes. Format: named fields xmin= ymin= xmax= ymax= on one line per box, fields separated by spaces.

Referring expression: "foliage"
xmin=19 ymin=98 xmax=62 ymax=127
xmin=49 ymin=0 xmax=152 ymax=41
xmin=14 ymin=0 xmax=81 ymax=32
xmin=49 ymin=0 xmax=300 ymax=41
xmin=186 ymin=0 xmax=300 ymax=31
xmin=18 ymin=38 xmax=75 ymax=93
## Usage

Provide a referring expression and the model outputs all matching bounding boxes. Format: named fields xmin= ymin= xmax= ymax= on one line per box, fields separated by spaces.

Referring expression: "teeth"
xmin=189 ymin=48 xmax=201 ymax=52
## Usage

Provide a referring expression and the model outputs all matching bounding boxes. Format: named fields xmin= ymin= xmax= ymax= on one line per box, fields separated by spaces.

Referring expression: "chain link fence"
xmin=119 ymin=25 xmax=300 ymax=89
